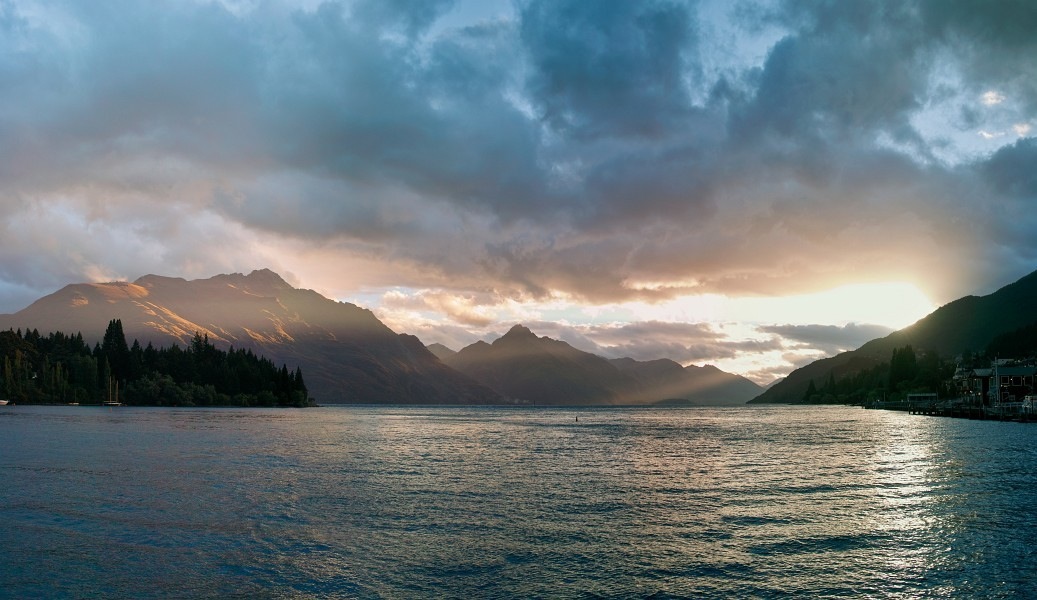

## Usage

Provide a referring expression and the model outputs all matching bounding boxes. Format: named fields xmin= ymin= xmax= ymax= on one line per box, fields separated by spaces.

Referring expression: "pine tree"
xmin=101 ymin=319 xmax=131 ymax=381
xmin=803 ymin=379 xmax=818 ymax=402
xmin=889 ymin=345 xmax=918 ymax=392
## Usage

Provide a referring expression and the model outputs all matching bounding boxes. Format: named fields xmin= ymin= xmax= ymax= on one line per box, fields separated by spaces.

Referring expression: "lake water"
xmin=2 ymin=404 xmax=1036 ymax=598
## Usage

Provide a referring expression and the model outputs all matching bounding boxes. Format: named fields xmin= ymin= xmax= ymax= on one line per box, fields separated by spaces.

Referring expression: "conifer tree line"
xmin=0 ymin=319 xmax=311 ymax=407
xmin=800 ymin=323 xmax=1037 ymax=405
xmin=800 ymin=344 xmax=955 ymax=405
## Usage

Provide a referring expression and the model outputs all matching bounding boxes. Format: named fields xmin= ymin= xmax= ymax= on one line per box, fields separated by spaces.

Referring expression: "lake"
xmin=2 ymin=404 xmax=1036 ymax=598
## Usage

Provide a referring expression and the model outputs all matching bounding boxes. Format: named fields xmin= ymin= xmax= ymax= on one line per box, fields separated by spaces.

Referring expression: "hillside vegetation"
xmin=752 ymin=269 xmax=1037 ymax=404
xmin=0 ymin=319 xmax=310 ymax=407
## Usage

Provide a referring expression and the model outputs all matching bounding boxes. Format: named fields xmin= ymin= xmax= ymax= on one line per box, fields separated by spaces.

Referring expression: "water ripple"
xmin=2 ymin=405 xmax=1037 ymax=598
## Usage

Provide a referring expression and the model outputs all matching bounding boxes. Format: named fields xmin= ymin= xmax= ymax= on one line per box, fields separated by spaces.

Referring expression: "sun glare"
xmin=733 ymin=282 xmax=936 ymax=329
xmin=627 ymin=282 xmax=936 ymax=330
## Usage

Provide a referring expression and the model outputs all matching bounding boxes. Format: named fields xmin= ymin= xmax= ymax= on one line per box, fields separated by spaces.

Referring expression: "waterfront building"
xmin=953 ymin=360 xmax=1037 ymax=410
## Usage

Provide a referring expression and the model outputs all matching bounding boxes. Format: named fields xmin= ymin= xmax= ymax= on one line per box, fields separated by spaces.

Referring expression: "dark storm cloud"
xmin=733 ymin=9 xmax=926 ymax=146
xmin=918 ymin=0 xmax=1037 ymax=113
xmin=982 ymin=138 xmax=1037 ymax=199
xmin=520 ymin=0 xmax=698 ymax=139
xmin=243 ymin=2 xmax=553 ymax=231
xmin=0 ymin=0 xmax=1035 ymax=311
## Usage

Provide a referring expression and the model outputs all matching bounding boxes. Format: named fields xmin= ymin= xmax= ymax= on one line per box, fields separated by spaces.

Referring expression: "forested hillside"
xmin=795 ymin=345 xmax=956 ymax=404
xmin=752 ymin=269 xmax=1037 ymax=404
xmin=0 ymin=270 xmax=502 ymax=404
xmin=0 ymin=319 xmax=310 ymax=407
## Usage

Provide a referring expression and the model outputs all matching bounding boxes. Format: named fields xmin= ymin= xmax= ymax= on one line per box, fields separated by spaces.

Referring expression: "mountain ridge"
xmin=3 ymin=269 xmax=763 ymax=405
xmin=751 ymin=268 xmax=1037 ymax=403
xmin=0 ymin=269 xmax=502 ymax=405
xmin=444 ymin=324 xmax=761 ymax=405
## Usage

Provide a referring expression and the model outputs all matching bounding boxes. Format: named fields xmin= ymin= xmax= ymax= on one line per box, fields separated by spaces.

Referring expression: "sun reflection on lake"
xmin=4 ymin=405 xmax=1036 ymax=597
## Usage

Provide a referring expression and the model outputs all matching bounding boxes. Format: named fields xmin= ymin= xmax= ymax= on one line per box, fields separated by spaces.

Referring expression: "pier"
xmin=864 ymin=361 xmax=1037 ymax=422
xmin=866 ymin=398 xmax=1037 ymax=422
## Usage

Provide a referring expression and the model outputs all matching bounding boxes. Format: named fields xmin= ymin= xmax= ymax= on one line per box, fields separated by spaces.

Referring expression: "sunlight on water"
xmin=2 ymin=405 xmax=1036 ymax=598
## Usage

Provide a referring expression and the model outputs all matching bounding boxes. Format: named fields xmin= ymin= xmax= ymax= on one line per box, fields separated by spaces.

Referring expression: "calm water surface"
xmin=2 ymin=404 xmax=1036 ymax=598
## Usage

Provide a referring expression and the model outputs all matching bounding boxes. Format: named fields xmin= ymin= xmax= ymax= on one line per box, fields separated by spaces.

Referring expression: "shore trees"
xmin=0 ymin=320 xmax=310 ymax=407
xmin=801 ymin=344 xmax=955 ymax=404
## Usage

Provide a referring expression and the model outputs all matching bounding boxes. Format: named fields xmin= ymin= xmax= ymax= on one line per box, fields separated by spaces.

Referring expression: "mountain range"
xmin=751 ymin=268 xmax=1037 ymax=403
xmin=0 ymin=269 xmax=760 ymax=405
xmin=0 ymin=270 xmax=500 ymax=404
xmin=439 ymin=324 xmax=761 ymax=405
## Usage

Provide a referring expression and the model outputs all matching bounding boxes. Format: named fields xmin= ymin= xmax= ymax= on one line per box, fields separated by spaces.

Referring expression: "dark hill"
xmin=426 ymin=343 xmax=457 ymax=361
xmin=751 ymin=269 xmax=1037 ymax=403
xmin=445 ymin=325 xmax=761 ymax=405
xmin=610 ymin=357 xmax=762 ymax=406
xmin=445 ymin=325 xmax=639 ymax=405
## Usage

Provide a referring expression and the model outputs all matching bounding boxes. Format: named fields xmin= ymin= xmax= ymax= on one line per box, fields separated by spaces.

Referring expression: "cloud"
xmin=382 ymin=288 xmax=498 ymax=327
xmin=544 ymin=320 xmax=745 ymax=363
xmin=761 ymin=323 xmax=894 ymax=354
xmin=2 ymin=0 xmax=1028 ymax=302
xmin=0 ymin=0 xmax=1035 ymax=385
xmin=412 ymin=316 xmax=786 ymax=367
xmin=982 ymin=91 xmax=1006 ymax=106
xmin=733 ymin=15 xmax=925 ymax=146
xmin=982 ymin=137 xmax=1037 ymax=199
xmin=917 ymin=0 xmax=1037 ymax=113
xmin=520 ymin=0 xmax=699 ymax=140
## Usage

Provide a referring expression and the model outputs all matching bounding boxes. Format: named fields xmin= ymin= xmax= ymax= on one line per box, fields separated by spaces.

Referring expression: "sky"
xmin=1 ymin=0 xmax=1035 ymax=385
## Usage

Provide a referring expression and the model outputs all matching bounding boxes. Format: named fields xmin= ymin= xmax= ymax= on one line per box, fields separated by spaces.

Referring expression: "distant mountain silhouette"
xmin=444 ymin=324 xmax=761 ymax=405
xmin=751 ymin=268 xmax=1037 ymax=403
xmin=609 ymin=357 xmax=762 ymax=406
xmin=0 ymin=269 xmax=501 ymax=404
xmin=426 ymin=343 xmax=457 ymax=362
